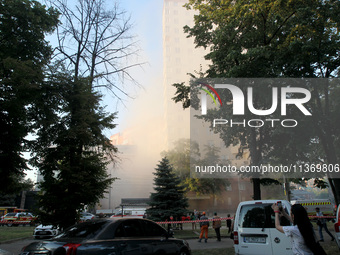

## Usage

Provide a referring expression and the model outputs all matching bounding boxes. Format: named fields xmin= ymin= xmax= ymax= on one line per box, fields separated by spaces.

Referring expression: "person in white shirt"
xmin=315 ymin=207 xmax=335 ymax=242
xmin=272 ymin=203 xmax=326 ymax=255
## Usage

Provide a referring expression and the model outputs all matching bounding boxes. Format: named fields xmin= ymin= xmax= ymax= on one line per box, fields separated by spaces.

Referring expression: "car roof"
xmin=238 ymin=200 xmax=289 ymax=205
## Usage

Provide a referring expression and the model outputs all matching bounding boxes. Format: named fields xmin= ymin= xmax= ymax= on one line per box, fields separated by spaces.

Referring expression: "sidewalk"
xmin=187 ymin=236 xmax=234 ymax=250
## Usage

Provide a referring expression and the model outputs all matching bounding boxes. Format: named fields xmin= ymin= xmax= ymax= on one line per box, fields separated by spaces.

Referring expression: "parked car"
xmin=80 ymin=212 xmax=95 ymax=221
xmin=33 ymin=225 xmax=60 ymax=239
xmin=2 ymin=212 xmax=35 ymax=226
xmin=334 ymin=204 xmax=340 ymax=249
xmin=233 ymin=200 xmax=293 ymax=255
xmin=20 ymin=218 xmax=191 ymax=255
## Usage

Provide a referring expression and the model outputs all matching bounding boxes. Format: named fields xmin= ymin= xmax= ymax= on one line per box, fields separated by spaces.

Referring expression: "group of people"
xmin=195 ymin=211 xmax=233 ymax=243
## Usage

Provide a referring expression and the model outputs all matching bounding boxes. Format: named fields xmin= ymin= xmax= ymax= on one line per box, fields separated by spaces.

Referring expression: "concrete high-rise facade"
xmin=162 ymin=0 xmax=209 ymax=149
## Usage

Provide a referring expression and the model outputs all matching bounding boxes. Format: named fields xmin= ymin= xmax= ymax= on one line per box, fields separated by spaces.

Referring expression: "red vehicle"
xmin=334 ymin=204 xmax=340 ymax=249
xmin=2 ymin=212 xmax=35 ymax=226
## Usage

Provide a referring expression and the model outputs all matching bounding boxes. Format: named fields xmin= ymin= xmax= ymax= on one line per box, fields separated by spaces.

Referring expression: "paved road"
xmin=0 ymin=238 xmax=34 ymax=255
xmin=0 ymin=237 xmax=234 ymax=255
xmin=187 ymin=237 xmax=234 ymax=250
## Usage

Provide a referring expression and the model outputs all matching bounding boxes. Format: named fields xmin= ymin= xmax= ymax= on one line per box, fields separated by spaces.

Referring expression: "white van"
xmin=233 ymin=200 xmax=293 ymax=255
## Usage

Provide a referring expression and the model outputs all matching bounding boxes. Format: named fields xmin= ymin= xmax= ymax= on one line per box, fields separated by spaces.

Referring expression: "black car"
xmin=20 ymin=218 xmax=191 ymax=255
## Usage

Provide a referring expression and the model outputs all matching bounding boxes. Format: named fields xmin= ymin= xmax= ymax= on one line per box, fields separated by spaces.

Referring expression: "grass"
xmin=0 ymin=226 xmax=35 ymax=242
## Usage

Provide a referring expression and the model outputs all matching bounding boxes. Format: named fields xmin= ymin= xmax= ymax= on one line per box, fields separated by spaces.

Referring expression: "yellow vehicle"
xmin=291 ymin=199 xmax=334 ymax=217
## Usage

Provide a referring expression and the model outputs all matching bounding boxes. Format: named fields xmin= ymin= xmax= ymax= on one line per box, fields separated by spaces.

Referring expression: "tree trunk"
xmin=252 ymin=178 xmax=261 ymax=200
xmin=249 ymin=128 xmax=262 ymax=200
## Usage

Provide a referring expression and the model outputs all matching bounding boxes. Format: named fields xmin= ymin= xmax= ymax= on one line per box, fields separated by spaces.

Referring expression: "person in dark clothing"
xmin=226 ymin=214 xmax=232 ymax=233
xmin=213 ymin=212 xmax=221 ymax=241
xmin=316 ymin=207 xmax=335 ymax=242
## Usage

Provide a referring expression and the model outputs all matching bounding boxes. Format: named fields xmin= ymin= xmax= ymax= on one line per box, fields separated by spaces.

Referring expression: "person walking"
xmin=198 ymin=211 xmax=209 ymax=243
xmin=316 ymin=207 xmax=335 ymax=242
xmin=272 ymin=203 xmax=326 ymax=255
xmin=226 ymin=214 xmax=232 ymax=233
xmin=212 ymin=212 xmax=222 ymax=241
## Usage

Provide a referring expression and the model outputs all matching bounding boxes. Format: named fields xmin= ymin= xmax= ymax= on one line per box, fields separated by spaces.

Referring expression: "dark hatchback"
xmin=20 ymin=218 xmax=191 ymax=255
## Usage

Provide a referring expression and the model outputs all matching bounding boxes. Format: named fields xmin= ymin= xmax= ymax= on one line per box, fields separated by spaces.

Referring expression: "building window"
xmin=239 ymin=183 xmax=246 ymax=191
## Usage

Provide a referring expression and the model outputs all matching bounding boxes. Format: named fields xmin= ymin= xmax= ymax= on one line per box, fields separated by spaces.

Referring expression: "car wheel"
xmin=179 ymin=249 xmax=190 ymax=255
xmin=6 ymin=221 xmax=13 ymax=227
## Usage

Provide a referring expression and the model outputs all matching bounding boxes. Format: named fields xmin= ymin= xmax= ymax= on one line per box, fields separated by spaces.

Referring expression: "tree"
xmin=50 ymin=0 xmax=142 ymax=99
xmin=146 ymin=157 xmax=188 ymax=222
xmin=176 ymin=0 xmax=339 ymax=201
xmin=29 ymin=0 xmax=141 ymax=228
xmin=31 ymin=69 xmax=117 ymax=229
xmin=0 ymin=0 xmax=59 ymax=199
xmin=162 ymin=139 xmax=229 ymax=197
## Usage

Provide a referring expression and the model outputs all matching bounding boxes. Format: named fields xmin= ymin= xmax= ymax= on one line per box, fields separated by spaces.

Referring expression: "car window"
xmin=114 ymin=220 xmax=144 ymax=238
xmin=5 ymin=213 xmax=16 ymax=216
xmin=57 ymin=221 xmax=108 ymax=239
xmin=140 ymin=220 xmax=167 ymax=237
xmin=239 ymin=203 xmax=290 ymax=228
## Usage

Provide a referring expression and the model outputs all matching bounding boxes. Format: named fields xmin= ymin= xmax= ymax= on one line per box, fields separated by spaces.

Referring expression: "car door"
xmin=268 ymin=206 xmax=293 ymax=255
xmin=139 ymin=219 xmax=178 ymax=255
xmin=114 ymin=219 xmax=153 ymax=255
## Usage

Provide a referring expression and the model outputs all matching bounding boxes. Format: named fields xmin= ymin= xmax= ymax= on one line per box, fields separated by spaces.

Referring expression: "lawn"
xmin=0 ymin=226 xmax=35 ymax=242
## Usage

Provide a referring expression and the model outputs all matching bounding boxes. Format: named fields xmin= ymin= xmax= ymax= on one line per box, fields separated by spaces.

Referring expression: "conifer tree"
xmin=147 ymin=157 xmax=188 ymax=222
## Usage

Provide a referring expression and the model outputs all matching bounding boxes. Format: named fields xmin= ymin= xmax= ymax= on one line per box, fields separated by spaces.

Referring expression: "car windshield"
xmin=56 ymin=221 xmax=108 ymax=239
xmin=239 ymin=203 xmax=290 ymax=228
xmin=5 ymin=213 xmax=16 ymax=216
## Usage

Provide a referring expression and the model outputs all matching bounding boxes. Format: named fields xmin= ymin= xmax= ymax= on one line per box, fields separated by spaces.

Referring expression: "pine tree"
xmin=147 ymin=157 xmax=188 ymax=222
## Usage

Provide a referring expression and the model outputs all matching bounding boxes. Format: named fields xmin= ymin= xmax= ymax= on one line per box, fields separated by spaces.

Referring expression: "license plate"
xmin=39 ymin=231 xmax=47 ymax=234
xmin=244 ymin=236 xmax=266 ymax=243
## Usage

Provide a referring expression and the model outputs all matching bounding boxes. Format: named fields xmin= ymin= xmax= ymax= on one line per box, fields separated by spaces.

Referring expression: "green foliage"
xmin=176 ymin=0 xmax=340 ymax=200
xmin=0 ymin=0 xmax=59 ymax=197
xmin=162 ymin=139 xmax=229 ymax=196
xmin=31 ymin=70 xmax=117 ymax=229
xmin=146 ymin=157 xmax=189 ymax=222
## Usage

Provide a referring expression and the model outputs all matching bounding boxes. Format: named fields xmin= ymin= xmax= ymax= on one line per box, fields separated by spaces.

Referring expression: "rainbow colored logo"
xmin=199 ymin=83 xmax=223 ymax=107
xmin=199 ymin=83 xmax=222 ymax=115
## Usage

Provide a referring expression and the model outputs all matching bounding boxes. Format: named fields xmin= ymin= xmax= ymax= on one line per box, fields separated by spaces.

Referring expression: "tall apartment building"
xmin=162 ymin=0 xmax=249 ymax=167
xmin=162 ymin=0 xmax=253 ymax=213
xmin=162 ymin=0 xmax=209 ymax=149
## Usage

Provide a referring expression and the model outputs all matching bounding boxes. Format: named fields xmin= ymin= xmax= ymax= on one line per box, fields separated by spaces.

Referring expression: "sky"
xmin=25 ymin=0 xmax=165 ymax=181
xmin=103 ymin=0 xmax=164 ymax=136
